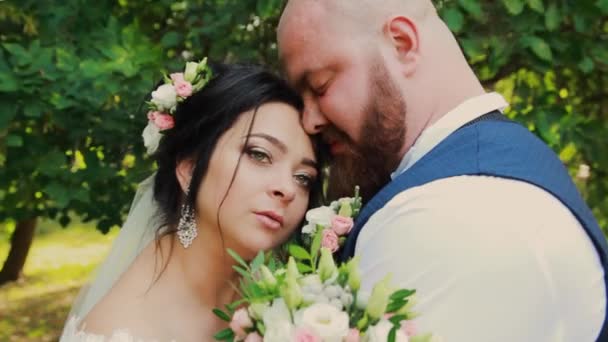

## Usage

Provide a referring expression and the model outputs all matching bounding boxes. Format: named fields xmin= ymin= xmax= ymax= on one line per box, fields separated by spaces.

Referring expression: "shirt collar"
xmin=390 ymin=92 xmax=509 ymax=180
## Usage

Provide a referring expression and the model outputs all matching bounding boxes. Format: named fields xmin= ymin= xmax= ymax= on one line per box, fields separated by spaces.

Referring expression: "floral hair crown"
xmin=142 ymin=58 xmax=213 ymax=154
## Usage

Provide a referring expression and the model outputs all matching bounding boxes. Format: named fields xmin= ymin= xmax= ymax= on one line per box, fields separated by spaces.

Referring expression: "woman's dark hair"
xmin=151 ymin=62 xmax=326 ymax=256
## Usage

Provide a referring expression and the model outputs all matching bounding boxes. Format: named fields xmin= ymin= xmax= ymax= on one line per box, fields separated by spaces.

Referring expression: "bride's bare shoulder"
xmin=75 ymin=258 xmax=160 ymax=339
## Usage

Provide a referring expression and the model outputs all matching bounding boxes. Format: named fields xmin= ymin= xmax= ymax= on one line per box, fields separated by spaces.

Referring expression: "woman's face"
xmin=196 ymin=102 xmax=318 ymax=259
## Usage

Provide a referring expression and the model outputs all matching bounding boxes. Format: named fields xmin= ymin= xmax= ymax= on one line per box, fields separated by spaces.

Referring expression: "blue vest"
xmin=341 ymin=113 xmax=608 ymax=340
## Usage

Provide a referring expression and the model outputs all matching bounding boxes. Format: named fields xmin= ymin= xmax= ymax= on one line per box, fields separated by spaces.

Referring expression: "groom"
xmin=278 ymin=0 xmax=607 ymax=341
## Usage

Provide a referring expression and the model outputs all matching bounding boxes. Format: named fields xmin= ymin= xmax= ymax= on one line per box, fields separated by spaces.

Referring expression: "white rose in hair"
xmin=151 ymin=84 xmax=177 ymax=111
xmin=366 ymin=320 xmax=409 ymax=342
xmin=142 ymin=122 xmax=161 ymax=155
xmin=295 ymin=303 xmax=349 ymax=342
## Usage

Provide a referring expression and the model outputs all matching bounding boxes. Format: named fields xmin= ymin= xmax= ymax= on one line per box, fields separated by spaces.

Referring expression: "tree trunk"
xmin=0 ymin=217 xmax=37 ymax=285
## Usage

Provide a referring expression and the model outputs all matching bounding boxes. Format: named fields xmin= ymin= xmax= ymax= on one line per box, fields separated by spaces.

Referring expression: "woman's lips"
xmin=254 ymin=211 xmax=284 ymax=230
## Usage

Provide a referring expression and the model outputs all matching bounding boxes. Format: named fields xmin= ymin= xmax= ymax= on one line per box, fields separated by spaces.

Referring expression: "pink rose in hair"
xmin=171 ymin=72 xmax=193 ymax=97
xmin=344 ymin=328 xmax=361 ymax=342
xmin=170 ymin=73 xmax=185 ymax=83
xmin=321 ymin=229 xmax=340 ymax=253
xmin=153 ymin=113 xmax=175 ymax=131
xmin=229 ymin=308 xmax=253 ymax=340
xmin=294 ymin=328 xmax=321 ymax=342
xmin=244 ymin=332 xmax=263 ymax=342
xmin=330 ymin=215 xmax=354 ymax=236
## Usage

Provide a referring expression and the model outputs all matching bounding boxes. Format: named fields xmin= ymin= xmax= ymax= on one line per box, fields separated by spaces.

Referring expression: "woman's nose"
xmin=269 ymin=175 xmax=296 ymax=204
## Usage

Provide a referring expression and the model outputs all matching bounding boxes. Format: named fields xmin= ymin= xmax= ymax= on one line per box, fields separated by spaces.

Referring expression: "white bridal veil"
xmin=63 ymin=173 xmax=161 ymax=325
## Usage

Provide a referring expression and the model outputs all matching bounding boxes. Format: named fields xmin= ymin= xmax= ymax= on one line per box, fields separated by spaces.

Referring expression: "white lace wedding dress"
xmin=61 ymin=316 xmax=177 ymax=342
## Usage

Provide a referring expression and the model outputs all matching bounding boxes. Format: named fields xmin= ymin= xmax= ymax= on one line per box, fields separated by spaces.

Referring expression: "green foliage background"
xmin=0 ymin=0 xmax=607 ymax=235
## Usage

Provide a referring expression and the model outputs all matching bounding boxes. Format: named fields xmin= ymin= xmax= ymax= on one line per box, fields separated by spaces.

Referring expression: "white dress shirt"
xmin=356 ymin=93 xmax=606 ymax=341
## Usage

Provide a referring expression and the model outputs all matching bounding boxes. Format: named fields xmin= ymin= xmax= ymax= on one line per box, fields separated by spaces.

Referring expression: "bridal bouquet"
xmin=214 ymin=190 xmax=439 ymax=342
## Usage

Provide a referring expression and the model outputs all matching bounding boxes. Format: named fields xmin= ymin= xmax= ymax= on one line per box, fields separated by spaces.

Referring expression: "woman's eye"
xmin=294 ymin=173 xmax=315 ymax=188
xmin=246 ymin=147 xmax=271 ymax=164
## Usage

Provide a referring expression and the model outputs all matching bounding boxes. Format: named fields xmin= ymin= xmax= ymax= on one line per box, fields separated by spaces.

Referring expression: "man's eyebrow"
xmin=291 ymin=70 xmax=311 ymax=92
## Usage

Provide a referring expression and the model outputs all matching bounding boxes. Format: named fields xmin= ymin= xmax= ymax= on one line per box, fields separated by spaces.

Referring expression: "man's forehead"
xmin=278 ymin=8 xmax=325 ymax=82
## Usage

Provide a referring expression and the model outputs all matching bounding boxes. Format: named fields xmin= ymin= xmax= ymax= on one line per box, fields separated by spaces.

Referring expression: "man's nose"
xmin=301 ymin=96 xmax=328 ymax=135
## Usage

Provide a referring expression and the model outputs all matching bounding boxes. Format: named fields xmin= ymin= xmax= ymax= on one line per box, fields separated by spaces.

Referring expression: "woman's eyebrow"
xmin=246 ymin=133 xmax=318 ymax=169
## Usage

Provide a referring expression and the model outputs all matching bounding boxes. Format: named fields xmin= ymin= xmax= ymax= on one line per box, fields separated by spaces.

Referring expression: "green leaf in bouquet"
xmin=338 ymin=200 xmax=353 ymax=217
xmin=386 ymin=299 xmax=409 ymax=313
xmin=267 ymin=254 xmax=277 ymax=272
xmin=410 ymin=333 xmax=437 ymax=342
xmin=388 ymin=326 xmax=397 ymax=342
xmin=289 ymin=244 xmax=312 ymax=261
xmin=227 ymin=248 xmax=250 ymax=270
xmin=233 ymin=265 xmax=251 ymax=280
xmin=296 ymin=262 xmax=313 ymax=273
xmin=356 ymin=313 xmax=369 ymax=330
xmin=388 ymin=314 xmax=408 ymax=325
xmin=251 ymin=250 xmax=265 ymax=271
xmin=213 ymin=308 xmax=232 ymax=322
xmin=390 ymin=289 xmax=416 ymax=301
xmin=213 ymin=328 xmax=234 ymax=341
xmin=226 ymin=299 xmax=246 ymax=312
xmin=256 ymin=321 xmax=266 ymax=335
xmin=310 ymin=226 xmax=324 ymax=267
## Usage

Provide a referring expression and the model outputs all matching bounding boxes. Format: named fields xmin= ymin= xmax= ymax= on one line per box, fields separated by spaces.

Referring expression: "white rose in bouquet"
xmin=305 ymin=206 xmax=335 ymax=228
xmin=365 ymin=320 xmax=409 ymax=342
xmin=296 ymin=303 xmax=349 ymax=342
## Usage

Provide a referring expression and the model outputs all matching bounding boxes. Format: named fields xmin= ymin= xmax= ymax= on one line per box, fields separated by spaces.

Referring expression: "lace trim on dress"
xmin=61 ymin=316 xmax=176 ymax=342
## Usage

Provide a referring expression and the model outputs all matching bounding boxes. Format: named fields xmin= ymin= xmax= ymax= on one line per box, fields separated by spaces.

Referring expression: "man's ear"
xmin=175 ymin=159 xmax=194 ymax=193
xmin=384 ymin=16 xmax=420 ymax=76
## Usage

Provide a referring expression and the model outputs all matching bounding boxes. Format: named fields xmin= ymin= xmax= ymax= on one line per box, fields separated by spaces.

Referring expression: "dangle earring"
xmin=177 ymin=186 xmax=198 ymax=248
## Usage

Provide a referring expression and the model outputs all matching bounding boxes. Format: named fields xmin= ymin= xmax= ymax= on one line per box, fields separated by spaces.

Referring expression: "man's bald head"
xmin=279 ymin=0 xmax=436 ymax=37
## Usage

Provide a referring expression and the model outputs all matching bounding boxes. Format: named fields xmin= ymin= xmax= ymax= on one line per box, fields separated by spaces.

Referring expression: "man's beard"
xmin=326 ymin=61 xmax=406 ymax=203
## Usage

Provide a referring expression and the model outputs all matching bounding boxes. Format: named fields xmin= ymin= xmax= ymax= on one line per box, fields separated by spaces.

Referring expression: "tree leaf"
xmin=503 ymin=0 xmax=525 ymax=15
xmin=521 ymin=36 xmax=553 ymax=62
xmin=597 ymin=0 xmax=608 ymax=13
xmin=458 ymin=0 xmax=484 ymax=21
xmin=442 ymin=7 xmax=465 ymax=33
xmin=44 ymin=182 xmax=71 ymax=208
xmin=6 ymin=135 xmax=23 ymax=147
xmin=544 ymin=4 xmax=561 ymax=31
xmin=257 ymin=0 xmax=282 ymax=18
xmin=527 ymin=0 xmax=545 ymax=13
xmin=578 ymin=56 xmax=595 ymax=74
xmin=0 ymin=102 xmax=18 ymax=130
xmin=160 ymin=31 xmax=181 ymax=48
xmin=0 ymin=71 xmax=19 ymax=92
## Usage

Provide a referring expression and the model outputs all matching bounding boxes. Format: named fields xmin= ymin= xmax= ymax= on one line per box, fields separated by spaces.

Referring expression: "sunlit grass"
xmin=0 ymin=220 xmax=117 ymax=342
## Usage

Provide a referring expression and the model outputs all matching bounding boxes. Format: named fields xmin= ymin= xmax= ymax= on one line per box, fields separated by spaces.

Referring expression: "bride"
xmin=61 ymin=61 xmax=325 ymax=341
